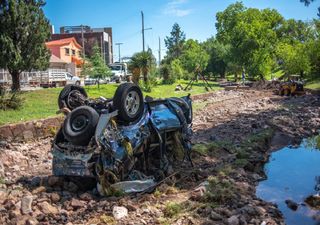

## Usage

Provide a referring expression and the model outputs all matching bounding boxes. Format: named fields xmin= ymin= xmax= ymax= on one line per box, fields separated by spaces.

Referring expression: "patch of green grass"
xmin=0 ymin=80 xmax=220 ymax=125
xmin=205 ymin=175 xmax=236 ymax=204
xmin=164 ymin=202 xmax=183 ymax=218
xmin=305 ymin=79 xmax=320 ymax=90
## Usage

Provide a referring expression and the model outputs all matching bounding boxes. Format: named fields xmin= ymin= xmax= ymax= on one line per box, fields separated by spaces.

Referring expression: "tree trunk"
xmin=142 ymin=68 xmax=148 ymax=82
xmin=10 ymin=71 xmax=21 ymax=92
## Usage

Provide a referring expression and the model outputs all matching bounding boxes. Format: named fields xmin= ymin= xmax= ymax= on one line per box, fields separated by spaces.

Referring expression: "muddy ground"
xmin=0 ymin=89 xmax=319 ymax=225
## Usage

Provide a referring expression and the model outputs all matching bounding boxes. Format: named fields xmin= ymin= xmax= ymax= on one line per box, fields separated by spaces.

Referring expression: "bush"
xmin=205 ymin=175 xmax=236 ymax=204
xmin=0 ymin=88 xmax=24 ymax=110
xmin=164 ymin=202 xmax=183 ymax=218
xmin=170 ymin=59 xmax=184 ymax=81
xmin=138 ymin=80 xmax=152 ymax=92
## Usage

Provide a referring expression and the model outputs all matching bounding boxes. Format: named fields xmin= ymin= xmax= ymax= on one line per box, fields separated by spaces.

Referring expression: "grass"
xmin=0 ymin=80 xmax=220 ymax=125
xmin=305 ymin=78 xmax=320 ymax=90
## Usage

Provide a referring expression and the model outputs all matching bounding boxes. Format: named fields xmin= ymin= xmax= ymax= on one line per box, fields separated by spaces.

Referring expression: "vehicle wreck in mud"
xmin=52 ymin=83 xmax=193 ymax=195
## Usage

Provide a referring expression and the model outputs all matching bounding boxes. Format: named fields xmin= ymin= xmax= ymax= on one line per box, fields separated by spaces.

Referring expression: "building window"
xmin=72 ymin=49 xmax=76 ymax=56
xmin=65 ymin=48 xmax=70 ymax=55
xmin=78 ymin=51 xmax=82 ymax=57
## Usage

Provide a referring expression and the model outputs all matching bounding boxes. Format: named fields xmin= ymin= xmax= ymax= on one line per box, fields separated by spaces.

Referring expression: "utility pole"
xmin=81 ymin=25 xmax=85 ymax=58
xmin=141 ymin=11 xmax=152 ymax=52
xmin=115 ymin=43 xmax=123 ymax=62
xmin=158 ymin=37 xmax=161 ymax=67
xmin=141 ymin=11 xmax=145 ymax=52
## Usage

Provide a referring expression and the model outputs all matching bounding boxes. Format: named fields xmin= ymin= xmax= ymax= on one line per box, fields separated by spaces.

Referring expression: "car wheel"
xmin=58 ymin=84 xmax=88 ymax=110
xmin=113 ymin=83 xmax=144 ymax=123
xmin=75 ymin=81 xmax=80 ymax=86
xmin=63 ymin=106 xmax=99 ymax=146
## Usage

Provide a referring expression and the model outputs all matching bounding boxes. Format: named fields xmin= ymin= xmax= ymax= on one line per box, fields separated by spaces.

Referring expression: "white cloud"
xmin=163 ymin=0 xmax=192 ymax=17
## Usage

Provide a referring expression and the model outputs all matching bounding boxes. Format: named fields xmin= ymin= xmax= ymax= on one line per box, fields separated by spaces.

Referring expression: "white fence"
xmin=0 ymin=68 xmax=67 ymax=86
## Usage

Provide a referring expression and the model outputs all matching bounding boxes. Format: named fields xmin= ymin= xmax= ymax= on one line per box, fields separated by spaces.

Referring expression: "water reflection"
xmin=257 ymin=136 xmax=320 ymax=225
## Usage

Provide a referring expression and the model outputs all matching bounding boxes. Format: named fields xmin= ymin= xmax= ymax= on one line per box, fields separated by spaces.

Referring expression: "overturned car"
xmin=52 ymin=83 xmax=193 ymax=195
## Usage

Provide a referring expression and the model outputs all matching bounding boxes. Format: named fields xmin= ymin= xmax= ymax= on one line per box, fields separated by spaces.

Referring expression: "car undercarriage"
xmin=52 ymin=83 xmax=193 ymax=195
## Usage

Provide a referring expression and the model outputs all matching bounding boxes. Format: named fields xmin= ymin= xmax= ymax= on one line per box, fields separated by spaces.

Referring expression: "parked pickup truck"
xmin=30 ymin=70 xmax=81 ymax=88
xmin=109 ymin=63 xmax=130 ymax=83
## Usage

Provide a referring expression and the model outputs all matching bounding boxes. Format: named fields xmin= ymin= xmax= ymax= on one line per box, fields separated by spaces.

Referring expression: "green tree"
xmin=89 ymin=44 xmax=111 ymax=88
xmin=0 ymin=0 xmax=51 ymax=91
xmin=276 ymin=42 xmax=311 ymax=76
xmin=216 ymin=2 xmax=283 ymax=79
xmin=203 ymin=37 xmax=229 ymax=78
xmin=129 ymin=49 xmax=156 ymax=83
xmin=165 ymin=23 xmax=186 ymax=60
xmin=180 ymin=39 xmax=209 ymax=78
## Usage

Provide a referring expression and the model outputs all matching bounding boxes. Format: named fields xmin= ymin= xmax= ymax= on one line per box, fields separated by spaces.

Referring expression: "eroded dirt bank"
xmin=0 ymin=90 xmax=319 ymax=225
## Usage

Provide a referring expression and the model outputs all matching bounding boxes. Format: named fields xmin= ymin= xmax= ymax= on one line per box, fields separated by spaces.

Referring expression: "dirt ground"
xmin=0 ymin=89 xmax=319 ymax=225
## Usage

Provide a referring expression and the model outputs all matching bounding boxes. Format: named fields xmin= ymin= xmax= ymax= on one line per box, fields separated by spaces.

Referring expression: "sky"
xmin=43 ymin=0 xmax=319 ymax=62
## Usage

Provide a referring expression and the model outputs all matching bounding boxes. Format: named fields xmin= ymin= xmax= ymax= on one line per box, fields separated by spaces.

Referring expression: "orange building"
xmin=46 ymin=37 xmax=83 ymax=76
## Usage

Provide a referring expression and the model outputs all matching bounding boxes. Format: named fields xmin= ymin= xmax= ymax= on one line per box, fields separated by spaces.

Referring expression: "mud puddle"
xmin=257 ymin=135 xmax=320 ymax=225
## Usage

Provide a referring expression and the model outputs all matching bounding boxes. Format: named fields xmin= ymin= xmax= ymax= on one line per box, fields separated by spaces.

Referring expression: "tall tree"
xmin=216 ymin=2 xmax=283 ymax=79
xmin=89 ymin=44 xmax=111 ymax=88
xmin=180 ymin=39 xmax=209 ymax=77
xmin=0 ymin=0 xmax=51 ymax=91
xmin=164 ymin=23 xmax=186 ymax=60
xmin=203 ymin=37 xmax=229 ymax=78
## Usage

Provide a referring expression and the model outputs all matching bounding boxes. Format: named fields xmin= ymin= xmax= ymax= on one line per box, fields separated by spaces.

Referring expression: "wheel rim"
xmin=71 ymin=114 xmax=89 ymax=132
xmin=67 ymin=90 xmax=86 ymax=109
xmin=125 ymin=91 xmax=140 ymax=117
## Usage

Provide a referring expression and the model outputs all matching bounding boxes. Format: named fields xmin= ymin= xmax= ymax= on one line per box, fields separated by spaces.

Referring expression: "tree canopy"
xmin=0 ymin=0 xmax=51 ymax=91
xmin=164 ymin=23 xmax=186 ymax=60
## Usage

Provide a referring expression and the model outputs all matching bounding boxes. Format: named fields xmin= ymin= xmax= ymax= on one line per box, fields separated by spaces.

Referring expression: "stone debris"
xmin=113 ymin=206 xmax=128 ymax=220
xmin=0 ymin=90 xmax=318 ymax=224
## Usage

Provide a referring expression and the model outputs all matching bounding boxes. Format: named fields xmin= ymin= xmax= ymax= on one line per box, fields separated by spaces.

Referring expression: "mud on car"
xmin=52 ymin=83 xmax=193 ymax=195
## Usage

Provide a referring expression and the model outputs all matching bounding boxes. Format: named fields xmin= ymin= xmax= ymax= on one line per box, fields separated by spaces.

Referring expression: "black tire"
xmin=62 ymin=106 xmax=99 ymax=146
xmin=113 ymin=83 xmax=144 ymax=123
xmin=58 ymin=84 xmax=88 ymax=110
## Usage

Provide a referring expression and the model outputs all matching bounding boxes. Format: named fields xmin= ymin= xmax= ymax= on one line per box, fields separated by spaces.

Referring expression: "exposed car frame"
xmin=52 ymin=83 xmax=193 ymax=195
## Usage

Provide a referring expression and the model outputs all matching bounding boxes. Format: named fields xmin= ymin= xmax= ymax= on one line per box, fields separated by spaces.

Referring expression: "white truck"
xmin=109 ymin=63 xmax=130 ymax=83
xmin=30 ymin=69 xmax=81 ymax=88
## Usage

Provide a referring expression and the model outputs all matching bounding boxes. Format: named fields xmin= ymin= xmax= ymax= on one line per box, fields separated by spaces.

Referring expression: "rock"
xmin=305 ymin=195 xmax=320 ymax=209
xmin=112 ymin=206 xmax=128 ymax=220
xmin=21 ymin=196 xmax=33 ymax=214
xmin=285 ymin=199 xmax=298 ymax=211
xmin=70 ymin=198 xmax=85 ymax=209
xmin=26 ymin=217 xmax=38 ymax=225
xmin=50 ymin=193 xmax=61 ymax=203
xmin=210 ymin=211 xmax=223 ymax=221
xmin=48 ymin=176 xmax=61 ymax=187
xmin=79 ymin=192 xmax=93 ymax=201
xmin=38 ymin=201 xmax=59 ymax=214
xmin=227 ymin=215 xmax=239 ymax=225
xmin=32 ymin=186 xmax=46 ymax=194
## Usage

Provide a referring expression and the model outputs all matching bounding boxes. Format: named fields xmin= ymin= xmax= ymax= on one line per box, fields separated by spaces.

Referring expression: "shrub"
xmin=0 ymin=88 xmax=24 ymax=110
xmin=205 ymin=175 xmax=236 ymax=204
xmin=164 ymin=202 xmax=183 ymax=218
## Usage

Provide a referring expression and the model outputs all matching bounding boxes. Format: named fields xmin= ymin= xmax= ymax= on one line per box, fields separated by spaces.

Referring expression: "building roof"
xmin=46 ymin=37 xmax=82 ymax=49
xmin=50 ymin=54 xmax=67 ymax=64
